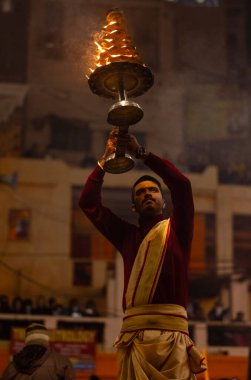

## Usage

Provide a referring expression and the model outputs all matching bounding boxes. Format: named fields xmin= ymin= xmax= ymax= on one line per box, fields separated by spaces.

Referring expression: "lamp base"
xmin=104 ymin=153 xmax=135 ymax=174
xmin=107 ymin=100 xmax=143 ymax=126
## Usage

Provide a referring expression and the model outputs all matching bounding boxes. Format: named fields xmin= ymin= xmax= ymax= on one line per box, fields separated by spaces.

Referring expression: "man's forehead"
xmin=134 ymin=180 xmax=160 ymax=192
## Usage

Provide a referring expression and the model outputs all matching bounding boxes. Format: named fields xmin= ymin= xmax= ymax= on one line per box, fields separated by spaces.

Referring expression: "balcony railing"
xmin=0 ymin=313 xmax=250 ymax=356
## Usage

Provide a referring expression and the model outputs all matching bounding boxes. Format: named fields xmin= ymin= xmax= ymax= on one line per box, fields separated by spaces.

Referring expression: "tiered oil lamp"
xmin=88 ymin=8 xmax=154 ymax=174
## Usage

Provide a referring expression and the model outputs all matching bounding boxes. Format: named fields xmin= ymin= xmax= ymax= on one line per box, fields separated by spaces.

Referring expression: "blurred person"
xmin=11 ymin=296 xmax=24 ymax=314
xmin=48 ymin=297 xmax=57 ymax=315
xmin=79 ymin=130 xmax=206 ymax=380
xmin=67 ymin=298 xmax=82 ymax=317
xmin=83 ymin=299 xmax=100 ymax=317
xmin=232 ymin=311 xmax=245 ymax=323
xmin=23 ymin=143 xmax=41 ymax=158
xmin=43 ymin=144 xmax=56 ymax=160
xmin=208 ymin=300 xmax=229 ymax=321
xmin=0 ymin=294 xmax=11 ymax=313
xmin=187 ymin=299 xmax=205 ymax=321
xmin=52 ymin=303 xmax=65 ymax=315
xmin=1 ymin=322 xmax=75 ymax=380
xmin=34 ymin=295 xmax=48 ymax=315
xmin=48 ymin=296 xmax=65 ymax=316
xmin=23 ymin=298 xmax=34 ymax=314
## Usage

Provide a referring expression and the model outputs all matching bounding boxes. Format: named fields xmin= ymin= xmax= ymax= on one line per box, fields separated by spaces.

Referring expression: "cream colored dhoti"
xmin=114 ymin=304 xmax=206 ymax=380
xmin=115 ymin=222 xmax=206 ymax=379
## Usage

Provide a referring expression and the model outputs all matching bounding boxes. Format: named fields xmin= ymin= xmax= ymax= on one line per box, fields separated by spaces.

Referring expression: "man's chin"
xmin=140 ymin=206 xmax=159 ymax=217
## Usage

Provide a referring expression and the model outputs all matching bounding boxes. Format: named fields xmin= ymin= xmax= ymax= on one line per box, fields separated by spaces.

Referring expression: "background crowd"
xmin=0 ymin=293 xmax=246 ymax=323
xmin=0 ymin=294 xmax=100 ymax=317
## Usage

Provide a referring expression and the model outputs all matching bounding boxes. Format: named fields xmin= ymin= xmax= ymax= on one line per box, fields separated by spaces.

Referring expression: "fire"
xmin=91 ymin=8 xmax=142 ymax=70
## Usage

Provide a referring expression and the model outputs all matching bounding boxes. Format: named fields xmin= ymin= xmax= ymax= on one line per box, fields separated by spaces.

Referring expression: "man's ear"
xmin=162 ymin=201 xmax=166 ymax=209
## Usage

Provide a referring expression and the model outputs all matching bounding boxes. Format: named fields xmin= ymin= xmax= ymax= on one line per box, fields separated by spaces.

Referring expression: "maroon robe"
xmin=79 ymin=153 xmax=194 ymax=312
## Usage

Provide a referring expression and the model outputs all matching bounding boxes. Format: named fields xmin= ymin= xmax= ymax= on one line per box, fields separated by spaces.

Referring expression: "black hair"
xmin=131 ymin=175 xmax=163 ymax=201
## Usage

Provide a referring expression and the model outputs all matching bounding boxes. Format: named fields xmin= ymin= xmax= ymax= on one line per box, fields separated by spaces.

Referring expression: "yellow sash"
xmin=125 ymin=219 xmax=170 ymax=308
xmin=122 ymin=304 xmax=188 ymax=334
xmin=114 ymin=304 xmax=189 ymax=348
xmin=114 ymin=304 xmax=207 ymax=376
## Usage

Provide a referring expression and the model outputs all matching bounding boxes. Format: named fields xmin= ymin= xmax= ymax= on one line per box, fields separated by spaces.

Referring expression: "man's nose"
xmin=144 ymin=191 xmax=152 ymax=198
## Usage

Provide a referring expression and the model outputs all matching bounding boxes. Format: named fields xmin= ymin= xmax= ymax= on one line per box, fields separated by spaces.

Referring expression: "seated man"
xmin=1 ymin=322 xmax=75 ymax=380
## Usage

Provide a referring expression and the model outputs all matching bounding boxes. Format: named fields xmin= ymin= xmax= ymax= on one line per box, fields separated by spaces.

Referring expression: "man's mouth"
xmin=143 ymin=198 xmax=154 ymax=205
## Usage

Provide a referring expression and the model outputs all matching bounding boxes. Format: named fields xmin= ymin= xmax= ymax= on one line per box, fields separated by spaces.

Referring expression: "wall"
xmin=1 ymin=157 xmax=251 ymax=320
xmin=20 ymin=0 xmax=249 ymax=164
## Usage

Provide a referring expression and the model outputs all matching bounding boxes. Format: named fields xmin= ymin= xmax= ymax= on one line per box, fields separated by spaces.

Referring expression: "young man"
xmin=79 ymin=131 xmax=206 ymax=380
xmin=1 ymin=323 xmax=75 ymax=380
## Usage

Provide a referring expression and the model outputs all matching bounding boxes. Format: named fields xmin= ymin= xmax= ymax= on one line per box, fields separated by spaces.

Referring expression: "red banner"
xmin=11 ymin=328 xmax=96 ymax=371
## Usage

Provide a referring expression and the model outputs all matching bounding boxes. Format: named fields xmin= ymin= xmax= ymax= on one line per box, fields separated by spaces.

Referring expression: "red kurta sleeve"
xmin=144 ymin=153 xmax=194 ymax=248
xmin=78 ymin=165 xmax=134 ymax=253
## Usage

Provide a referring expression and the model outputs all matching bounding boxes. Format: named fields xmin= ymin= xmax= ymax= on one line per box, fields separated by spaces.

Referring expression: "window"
xmin=190 ymin=213 xmax=216 ymax=276
xmin=233 ymin=215 xmax=251 ymax=276
xmin=0 ymin=0 xmax=30 ymax=82
xmin=50 ymin=115 xmax=91 ymax=151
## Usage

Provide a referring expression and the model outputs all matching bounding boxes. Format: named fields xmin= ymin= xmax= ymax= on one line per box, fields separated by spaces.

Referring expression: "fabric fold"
xmin=114 ymin=304 xmax=206 ymax=379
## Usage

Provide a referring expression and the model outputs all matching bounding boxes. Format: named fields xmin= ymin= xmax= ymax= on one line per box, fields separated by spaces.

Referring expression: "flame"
xmin=90 ymin=8 xmax=142 ymax=71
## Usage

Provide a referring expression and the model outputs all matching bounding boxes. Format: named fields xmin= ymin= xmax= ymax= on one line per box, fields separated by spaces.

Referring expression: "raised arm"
xmin=145 ymin=153 xmax=194 ymax=245
xmin=79 ymin=132 xmax=133 ymax=253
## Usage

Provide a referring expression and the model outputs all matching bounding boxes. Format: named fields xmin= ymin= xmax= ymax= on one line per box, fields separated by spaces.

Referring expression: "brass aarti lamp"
xmin=88 ymin=8 xmax=154 ymax=174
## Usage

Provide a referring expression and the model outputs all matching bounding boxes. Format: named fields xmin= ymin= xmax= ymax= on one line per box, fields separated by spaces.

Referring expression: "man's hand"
xmin=98 ymin=128 xmax=118 ymax=169
xmin=124 ymin=133 xmax=149 ymax=160
xmin=98 ymin=129 xmax=147 ymax=170
xmin=125 ymin=134 xmax=141 ymax=156
xmin=112 ymin=132 xmax=141 ymax=157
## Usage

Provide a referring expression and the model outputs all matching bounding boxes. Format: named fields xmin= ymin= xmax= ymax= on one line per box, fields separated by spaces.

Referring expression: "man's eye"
xmin=136 ymin=190 xmax=144 ymax=196
xmin=150 ymin=188 xmax=158 ymax=192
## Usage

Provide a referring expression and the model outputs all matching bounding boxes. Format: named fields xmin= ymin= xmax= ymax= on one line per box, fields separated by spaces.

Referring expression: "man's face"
xmin=133 ymin=180 xmax=165 ymax=216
